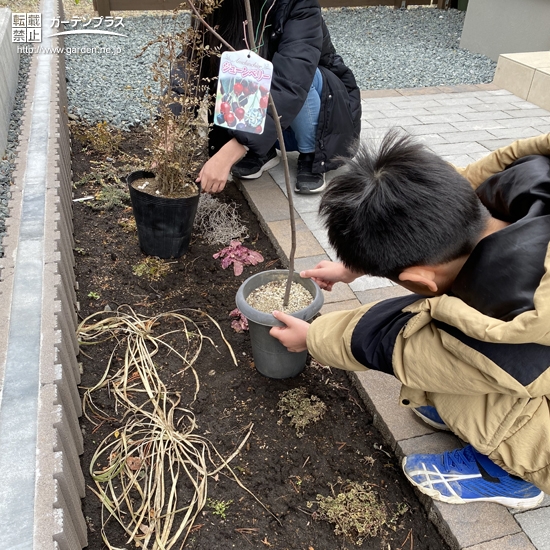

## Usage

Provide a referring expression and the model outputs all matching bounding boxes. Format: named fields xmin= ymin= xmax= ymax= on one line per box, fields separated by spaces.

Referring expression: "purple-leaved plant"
xmin=229 ymin=308 xmax=249 ymax=332
xmin=213 ymin=241 xmax=264 ymax=276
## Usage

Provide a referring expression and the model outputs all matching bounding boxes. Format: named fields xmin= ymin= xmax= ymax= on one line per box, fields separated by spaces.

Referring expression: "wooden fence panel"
xmin=93 ymin=0 xmax=446 ymax=16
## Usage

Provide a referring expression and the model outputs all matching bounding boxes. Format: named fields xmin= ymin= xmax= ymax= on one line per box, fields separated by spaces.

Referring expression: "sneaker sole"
xmin=402 ymin=457 xmax=544 ymax=509
xmin=411 ymin=408 xmax=450 ymax=431
xmin=294 ymin=180 xmax=327 ymax=195
xmin=234 ymin=156 xmax=280 ymax=180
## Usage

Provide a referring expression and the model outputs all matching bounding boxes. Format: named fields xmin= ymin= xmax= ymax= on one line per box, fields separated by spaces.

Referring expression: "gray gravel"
xmin=324 ymin=6 xmax=496 ymax=89
xmin=0 ymin=53 xmax=31 ymax=257
xmin=63 ymin=6 xmax=496 ymax=129
xmin=64 ymin=14 xmax=188 ymax=129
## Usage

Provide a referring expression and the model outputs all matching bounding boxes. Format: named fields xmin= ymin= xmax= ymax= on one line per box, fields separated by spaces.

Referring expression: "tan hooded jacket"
xmin=307 ymin=134 xmax=550 ymax=491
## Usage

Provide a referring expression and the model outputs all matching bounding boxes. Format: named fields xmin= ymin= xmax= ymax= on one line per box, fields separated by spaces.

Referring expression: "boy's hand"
xmin=269 ymin=311 xmax=310 ymax=352
xmin=300 ymin=260 xmax=361 ymax=291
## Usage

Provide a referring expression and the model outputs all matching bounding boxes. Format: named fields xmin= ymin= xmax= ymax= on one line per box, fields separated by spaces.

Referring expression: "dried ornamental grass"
xmin=78 ymin=307 xmax=271 ymax=549
xmin=194 ymin=194 xmax=248 ymax=246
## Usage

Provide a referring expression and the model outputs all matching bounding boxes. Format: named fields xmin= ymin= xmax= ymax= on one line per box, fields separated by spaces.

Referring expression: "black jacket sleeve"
xmin=227 ymin=0 xmax=323 ymax=156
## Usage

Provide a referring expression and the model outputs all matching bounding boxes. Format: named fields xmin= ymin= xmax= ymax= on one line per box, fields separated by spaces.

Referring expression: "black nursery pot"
xmin=127 ymin=171 xmax=200 ymax=259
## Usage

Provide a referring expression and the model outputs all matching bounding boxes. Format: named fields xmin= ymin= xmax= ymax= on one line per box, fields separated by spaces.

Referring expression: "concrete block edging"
xmin=0 ymin=0 xmax=85 ymax=547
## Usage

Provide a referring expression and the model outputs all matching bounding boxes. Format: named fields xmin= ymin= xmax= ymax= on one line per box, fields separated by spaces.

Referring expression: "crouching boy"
xmin=271 ymin=130 xmax=550 ymax=509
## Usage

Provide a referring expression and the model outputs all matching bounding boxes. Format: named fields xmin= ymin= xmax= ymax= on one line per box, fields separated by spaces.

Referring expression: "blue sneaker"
xmin=412 ymin=406 xmax=449 ymax=431
xmin=403 ymin=445 xmax=544 ymax=509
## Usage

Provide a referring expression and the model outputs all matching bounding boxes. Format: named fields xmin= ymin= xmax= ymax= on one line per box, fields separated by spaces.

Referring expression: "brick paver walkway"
xmin=237 ymin=83 xmax=550 ymax=550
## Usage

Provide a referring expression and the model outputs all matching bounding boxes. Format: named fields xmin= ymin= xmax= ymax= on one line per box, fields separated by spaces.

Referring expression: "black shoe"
xmin=231 ymin=147 xmax=279 ymax=179
xmin=295 ymin=153 xmax=326 ymax=194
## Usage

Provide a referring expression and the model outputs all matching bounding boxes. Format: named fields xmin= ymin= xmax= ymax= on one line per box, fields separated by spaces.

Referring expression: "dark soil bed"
xmin=72 ymin=127 xmax=449 ymax=550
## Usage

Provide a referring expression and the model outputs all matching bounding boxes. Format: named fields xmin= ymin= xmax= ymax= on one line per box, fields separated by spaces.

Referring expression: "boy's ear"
xmin=398 ymin=266 xmax=438 ymax=294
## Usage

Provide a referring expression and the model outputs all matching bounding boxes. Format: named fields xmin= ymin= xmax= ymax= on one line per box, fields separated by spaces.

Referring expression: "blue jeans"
xmin=283 ymin=68 xmax=323 ymax=154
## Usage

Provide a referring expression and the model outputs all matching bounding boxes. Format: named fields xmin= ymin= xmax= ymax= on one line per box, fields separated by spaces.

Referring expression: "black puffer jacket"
xmin=209 ymin=0 xmax=361 ymax=174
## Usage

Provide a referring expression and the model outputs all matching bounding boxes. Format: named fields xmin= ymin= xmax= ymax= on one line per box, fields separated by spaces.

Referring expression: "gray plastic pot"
xmin=236 ymin=270 xmax=324 ymax=379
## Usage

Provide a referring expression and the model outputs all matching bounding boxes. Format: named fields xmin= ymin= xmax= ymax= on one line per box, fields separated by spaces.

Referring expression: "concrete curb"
xmin=0 ymin=0 xmax=86 ymax=547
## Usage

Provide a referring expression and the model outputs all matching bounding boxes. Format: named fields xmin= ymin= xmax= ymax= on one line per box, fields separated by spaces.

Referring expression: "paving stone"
xmin=386 ymin=98 xmax=444 ymax=110
xmin=435 ymin=97 xmax=485 ymax=107
xmin=504 ymin=108 xmax=550 ymax=118
xmin=444 ymin=154 xmax=479 ymax=167
xmin=461 ymin=111 xmax=513 ymax=121
xmin=403 ymin=123 xmax=458 ymax=136
xmin=351 ymin=371 xmax=444 ymax=450
xmin=395 ymin=86 xmax=444 ymax=96
xmin=266 ymin=218 xmax=324 ymax=262
xmin=355 ymin=284 xmax=411 ymax=305
xmin=487 ymin=127 xmax=543 ymax=140
xmin=451 ymin=120 xmax=507 ymax=132
xmin=360 ymin=89 xmax=400 ymax=99
xmin=361 ymin=100 xmax=401 ymax=111
xmin=514 ymin=508 xmax=550 ymax=550
xmin=426 ymin=105 xmax=478 ymax=115
xmin=238 ymin=175 xmax=297 ymax=223
xmin=485 ymin=89 xmax=516 ymax=96
xmin=380 ymin=107 xmax=432 ymax=118
xmin=349 ymin=274 xmax=393 ymax=292
xmin=320 ymin=298 xmax=361 ymax=315
xmin=509 ymin=100 xmax=545 ymax=110
xmin=370 ymin=116 xmax=421 ymax=128
xmin=361 ymin=127 xmax=397 ymax=140
xmin=495 ymin=116 xmax=550 ymax=128
xmin=292 ymin=254 xmax=330 ymax=274
xmin=310 ymin=227 xmax=330 ymax=250
xmin=437 ymin=130 xmax=495 ymax=144
xmin=470 ymin=102 xmax=519 ymax=112
xmin=407 ymin=133 xmax=449 ymax=146
xmin=475 ymin=83 xmax=502 ymax=91
xmin=428 ymin=142 xmax=490 ymax=156
xmin=511 ymin=493 xmax=550 ymax=514
xmin=430 ymin=501 xmax=521 ymax=550
xmin=469 ymin=150 xmax=495 ymax=162
xmin=436 ymin=85 xmax=482 ymax=94
xmin=533 ymin=124 xmax=550 ymax=134
xmin=414 ymin=113 xmax=468 ymax=125
xmin=361 ymin=109 xmax=385 ymax=120
xmin=478 ymin=139 xmax=525 ymax=151
xmin=299 ymin=210 xmax=324 ymax=232
xmin=465 ymin=533 xmax=536 ymax=550
xmin=320 ymin=282 xmax=356 ymax=304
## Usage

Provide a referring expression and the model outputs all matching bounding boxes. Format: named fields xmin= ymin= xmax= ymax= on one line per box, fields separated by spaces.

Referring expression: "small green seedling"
xmin=88 ymin=291 xmax=100 ymax=300
xmin=207 ymin=498 xmax=233 ymax=519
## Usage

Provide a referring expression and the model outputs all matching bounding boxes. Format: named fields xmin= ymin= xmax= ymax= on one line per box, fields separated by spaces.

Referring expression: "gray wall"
xmin=0 ymin=8 xmax=20 ymax=157
xmin=460 ymin=0 xmax=550 ymax=62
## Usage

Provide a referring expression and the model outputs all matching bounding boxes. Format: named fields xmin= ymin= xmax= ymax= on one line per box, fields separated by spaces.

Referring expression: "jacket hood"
xmin=408 ymin=152 xmax=550 ymax=346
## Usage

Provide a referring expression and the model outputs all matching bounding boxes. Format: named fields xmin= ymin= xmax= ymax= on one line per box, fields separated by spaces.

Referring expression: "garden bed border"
xmin=0 ymin=0 xmax=86 ymax=548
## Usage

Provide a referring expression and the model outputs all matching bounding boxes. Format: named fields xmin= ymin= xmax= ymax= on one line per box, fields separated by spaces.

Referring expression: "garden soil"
xmin=72 ymin=127 xmax=450 ymax=550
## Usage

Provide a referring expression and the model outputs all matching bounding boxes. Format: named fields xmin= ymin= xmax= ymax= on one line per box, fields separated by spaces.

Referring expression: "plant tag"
xmin=214 ymin=50 xmax=273 ymax=134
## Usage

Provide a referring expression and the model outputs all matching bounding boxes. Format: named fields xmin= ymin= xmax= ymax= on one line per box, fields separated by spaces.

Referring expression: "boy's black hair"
xmin=319 ymin=129 xmax=489 ymax=278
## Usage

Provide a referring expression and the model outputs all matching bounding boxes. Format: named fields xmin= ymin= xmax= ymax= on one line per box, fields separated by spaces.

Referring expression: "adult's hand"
xmin=196 ymin=138 xmax=246 ymax=194
xmin=269 ymin=311 xmax=310 ymax=352
xmin=300 ymin=260 xmax=361 ymax=291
